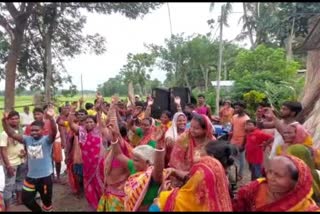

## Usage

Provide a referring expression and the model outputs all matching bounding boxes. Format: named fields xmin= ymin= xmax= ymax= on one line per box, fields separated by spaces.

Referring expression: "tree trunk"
xmin=200 ymin=65 xmax=208 ymax=92
xmin=44 ymin=4 xmax=58 ymax=104
xmin=286 ymin=17 xmax=295 ymax=61
xmin=4 ymin=31 xmax=24 ymax=111
xmin=44 ymin=33 xmax=52 ymax=103
xmin=182 ymin=68 xmax=191 ymax=90
xmin=299 ymin=15 xmax=320 ymax=148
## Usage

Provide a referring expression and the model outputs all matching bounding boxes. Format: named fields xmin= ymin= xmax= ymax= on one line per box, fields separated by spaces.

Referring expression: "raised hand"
xmin=2 ymin=112 xmax=8 ymax=120
xmin=70 ymin=104 xmax=77 ymax=113
xmin=46 ymin=105 xmax=55 ymax=119
xmin=174 ymin=96 xmax=181 ymax=106
xmin=111 ymin=95 xmax=119 ymax=105
xmin=263 ymin=107 xmax=276 ymax=120
xmin=79 ymin=97 xmax=84 ymax=104
xmin=152 ymin=126 xmax=166 ymax=149
xmin=107 ymin=124 xmax=120 ymax=142
xmin=147 ymin=98 xmax=154 ymax=107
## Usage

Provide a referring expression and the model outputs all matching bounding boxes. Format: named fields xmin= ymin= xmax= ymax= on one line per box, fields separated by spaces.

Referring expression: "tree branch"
xmin=20 ymin=2 xmax=26 ymax=13
xmin=5 ymin=3 xmax=19 ymax=20
xmin=0 ymin=14 xmax=14 ymax=40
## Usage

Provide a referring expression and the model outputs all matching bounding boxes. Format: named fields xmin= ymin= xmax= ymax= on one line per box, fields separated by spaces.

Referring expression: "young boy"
xmin=244 ymin=120 xmax=273 ymax=181
xmin=1 ymin=106 xmax=57 ymax=212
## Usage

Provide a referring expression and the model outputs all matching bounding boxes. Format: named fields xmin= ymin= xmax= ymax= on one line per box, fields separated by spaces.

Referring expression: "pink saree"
xmin=79 ymin=126 xmax=105 ymax=210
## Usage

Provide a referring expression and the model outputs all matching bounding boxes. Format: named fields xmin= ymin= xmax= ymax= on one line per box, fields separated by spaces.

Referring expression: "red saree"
xmin=169 ymin=114 xmax=216 ymax=172
xmin=232 ymin=155 xmax=320 ymax=211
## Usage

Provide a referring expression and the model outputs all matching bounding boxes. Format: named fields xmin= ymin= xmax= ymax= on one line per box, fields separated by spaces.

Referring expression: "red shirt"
xmin=245 ymin=128 xmax=273 ymax=164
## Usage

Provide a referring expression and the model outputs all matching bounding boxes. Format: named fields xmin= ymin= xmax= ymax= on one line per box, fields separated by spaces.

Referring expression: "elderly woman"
xmin=287 ymin=144 xmax=320 ymax=204
xmin=109 ymin=125 xmax=167 ymax=211
xmin=232 ymin=155 xmax=319 ymax=211
xmin=153 ymin=140 xmax=233 ymax=211
xmin=276 ymin=123 xmax=313 ymax=156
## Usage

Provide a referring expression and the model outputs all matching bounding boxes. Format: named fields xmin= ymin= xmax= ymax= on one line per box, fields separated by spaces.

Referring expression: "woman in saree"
xmin=127 ymin=117 xmax=157 ymax=148
xmin=164 ymin=112 xmax=187 ymax=167
xmin=69 ymin=113 xmax=105 ymax=210
xmin=97 ymin=104 xmax=134 ymax=212
xmin=108 ymin=124 xmax=167 ymax=211
xmin=153 ymin=140 xmax=233 ymax=211
xmin=286 ymin=144 xmax=320 ymax=204
xmin=232 ymin=155 xmax=320 ymax=211
xmin=276 ymin=123 xmax=313 ymax=156
xmin=169 ymin=113 xmax=216 ymax=187
xmin=61 ymin=109 xmax=87 ymax=197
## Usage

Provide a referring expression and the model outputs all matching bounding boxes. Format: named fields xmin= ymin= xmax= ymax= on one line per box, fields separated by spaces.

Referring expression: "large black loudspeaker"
xmin=151 ymin=88 xmax=170 ymax=119
xmin=169 ymin=87 xmax=191 ymax=114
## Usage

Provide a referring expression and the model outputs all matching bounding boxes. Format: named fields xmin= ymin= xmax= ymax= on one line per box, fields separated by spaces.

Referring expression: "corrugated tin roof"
xmin=211 ymin=80 xmax=235 ymax=86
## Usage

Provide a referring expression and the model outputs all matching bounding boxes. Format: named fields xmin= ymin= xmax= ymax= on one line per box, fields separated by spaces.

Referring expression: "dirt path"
xmin=9 ymin=164 xmax=252 ymax=211
xmin=9 ymin=175 xmax=89 ymax=212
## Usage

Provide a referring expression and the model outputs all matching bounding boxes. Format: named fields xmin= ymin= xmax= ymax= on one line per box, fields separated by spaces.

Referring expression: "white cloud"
xmin=0 ymin=3 xmax=248 ymax=91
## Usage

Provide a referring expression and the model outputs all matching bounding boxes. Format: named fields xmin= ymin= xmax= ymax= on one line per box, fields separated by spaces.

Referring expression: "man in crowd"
xmin=20 ymin=106 xmax=33 ymax=129
xmin=230 ymin=101 xmax=250 ymax=181
xmin=2 ymin=106 xmax=57 ymax=212
xmin=0 ymin=111 xmax=27 ymax=210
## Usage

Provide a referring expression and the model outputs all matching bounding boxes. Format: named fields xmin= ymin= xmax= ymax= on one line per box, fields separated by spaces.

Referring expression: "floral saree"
xmin=158 ymin=156 xmax=233 ymax=211
xmin=97 ymin=139 xmax=133 ymax=211
xmin=124 ymin=166 xmax=167 ymax=211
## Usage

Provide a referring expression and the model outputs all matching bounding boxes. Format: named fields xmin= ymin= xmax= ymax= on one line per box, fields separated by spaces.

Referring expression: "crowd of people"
xmin=0 ymin=92 xmax=319 ymax=212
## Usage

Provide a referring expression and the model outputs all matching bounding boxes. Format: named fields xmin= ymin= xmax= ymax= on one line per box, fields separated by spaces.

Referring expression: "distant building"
xmin=211 ymin=80 xmax=235 ymax=91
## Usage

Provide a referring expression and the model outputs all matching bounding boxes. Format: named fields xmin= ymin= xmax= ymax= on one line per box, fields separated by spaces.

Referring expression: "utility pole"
xmin=167 ymin=3 xmax=173 ymax=36
xmin=216 ymin=5 xmax=224 ymax=115
xmin=224 ymin=62 xmax=227 ymax=80
xmin=81 ymin=73 xmax=84 ymax=98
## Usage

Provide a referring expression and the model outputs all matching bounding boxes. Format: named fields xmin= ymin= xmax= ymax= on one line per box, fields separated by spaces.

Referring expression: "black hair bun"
xmin=226 ymin=157 xmax=234 ymax=167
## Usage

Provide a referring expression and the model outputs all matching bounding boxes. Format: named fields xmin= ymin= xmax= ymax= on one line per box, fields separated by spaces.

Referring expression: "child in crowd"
xmin=243 ymin=120 xmax=274 ymax=180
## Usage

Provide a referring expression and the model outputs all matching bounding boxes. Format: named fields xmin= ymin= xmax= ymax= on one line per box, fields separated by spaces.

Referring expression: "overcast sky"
xmin=0 ymin=2 xmax=248 ymax=91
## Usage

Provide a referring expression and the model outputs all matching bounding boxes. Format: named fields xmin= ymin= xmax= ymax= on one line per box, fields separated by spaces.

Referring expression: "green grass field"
xmin=0 ymin=95 xmax=121 ymax=131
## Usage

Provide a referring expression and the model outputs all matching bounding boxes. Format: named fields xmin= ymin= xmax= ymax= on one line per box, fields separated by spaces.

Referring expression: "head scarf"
xmin=165 ymin=112 xmax=187 ymax=141
xmin=286 ymin=144 xmax=320 ymax=202
xmin=198 ymin=114 xmax=215 ymax=140
xmin=233 ymin=154 xmax=319 ymax=211
xmin=289 ymin=122 xmax=313 ymax=146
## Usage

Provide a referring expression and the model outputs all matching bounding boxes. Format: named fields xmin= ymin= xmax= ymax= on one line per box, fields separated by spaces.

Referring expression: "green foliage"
xmin=243 ymin=90 xmax=266 ymax=117
xmin=148 ymin=34 xmax=241 ymax=91
xmin=0 ymin=2 xmax=162 ymax=92
xmin=97 ymin=75 xmax=127 ymax=97
xmin=0 ymin=29 xmax=9 ymax=78
xmin=120 ymin=52 xmax=156 ymax=94
xmin=230 ymin=44 xmax=301 ymax=108
xmin=60 ymin=84 xmax=77 ymax=97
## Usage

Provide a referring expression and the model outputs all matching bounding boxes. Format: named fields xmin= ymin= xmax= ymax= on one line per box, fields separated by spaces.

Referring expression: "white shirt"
xmin=20 ymin=112 xmax=34 ymax=126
